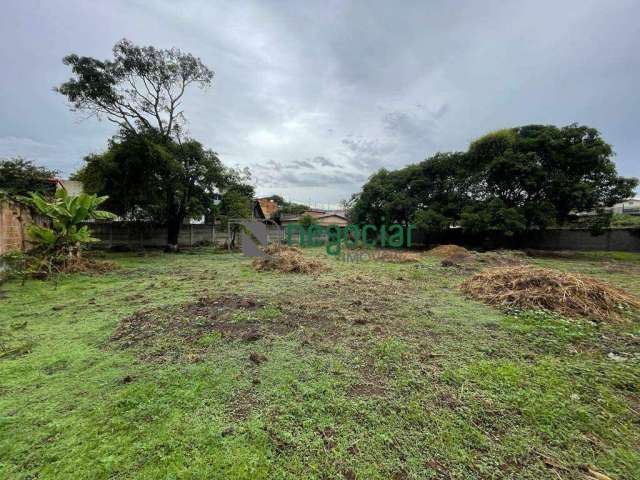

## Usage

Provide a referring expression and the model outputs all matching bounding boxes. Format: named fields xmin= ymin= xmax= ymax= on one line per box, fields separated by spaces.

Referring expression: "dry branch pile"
xmin=252 ymin=244 xmax=327 ymax=274
xmin=461 ymin=265 xmax=640 ymax=322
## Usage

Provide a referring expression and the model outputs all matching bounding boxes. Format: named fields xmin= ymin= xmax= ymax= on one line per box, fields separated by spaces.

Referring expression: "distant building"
xmin=280 ymin=209 xmax=349 ymax=227
xmin=608 ymin=198 xmax=640 ymax=215
xmin=576 ymin=198 xmax=640 ymax=217
xmin=51 ymin=179 xmax=84 ymax=196
xmin=253 ymin=198 xmax=279 ymax=220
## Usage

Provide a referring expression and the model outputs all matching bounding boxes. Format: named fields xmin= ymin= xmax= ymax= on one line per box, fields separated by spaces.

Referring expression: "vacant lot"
xmin=1 ymin=248 xmax=639 ymax=479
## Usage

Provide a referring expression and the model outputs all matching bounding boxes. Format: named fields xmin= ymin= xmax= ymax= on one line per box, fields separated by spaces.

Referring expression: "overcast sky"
xmin=1 ymin=0 xmax=639 ymax=206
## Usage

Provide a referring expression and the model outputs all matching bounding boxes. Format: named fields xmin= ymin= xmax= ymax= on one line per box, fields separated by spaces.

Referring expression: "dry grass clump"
xmin=428 ymin=244 xmax=470 ymax=257
xmin=441 ymin=250 xmax=526 ymax=269
xmin=253 ymin=244 xmax=327 ymax=273
xmin=476 ymin=250 xmax=526 ymax=266
xmin=374 ymin=250 xmax=422 ymax=263
xmin=262 ymin=243 xmax=303 ymax=255
xmin=64 ymin=257 xmax=118 ymax=274
xmin=461 ymin=265 xmax=640 ymax=322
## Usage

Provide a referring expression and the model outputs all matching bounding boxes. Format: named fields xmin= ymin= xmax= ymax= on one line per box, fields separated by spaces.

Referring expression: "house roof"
xmin=281 ymin=212 xmax=348 ymax=223
xmin=255 ymin=198 xmax=279 ymax=219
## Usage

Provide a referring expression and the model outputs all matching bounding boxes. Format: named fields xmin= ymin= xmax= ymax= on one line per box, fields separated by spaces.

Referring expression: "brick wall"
xmin=0 ymin=198 xmax=48 ymax=254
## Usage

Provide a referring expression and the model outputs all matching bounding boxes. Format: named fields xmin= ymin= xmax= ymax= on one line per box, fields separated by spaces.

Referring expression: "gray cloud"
xmin=1 ymin=0 xmax=638 ymax=205
xmin=313 ymin=156 xmax=336 ymax=167
xmin=290 ymin=159 xmax=315 ymax=170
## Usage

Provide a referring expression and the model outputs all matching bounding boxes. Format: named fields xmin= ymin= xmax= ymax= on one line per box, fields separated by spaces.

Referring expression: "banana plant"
xmin=19 ymin=188 xmax=116 ymax=257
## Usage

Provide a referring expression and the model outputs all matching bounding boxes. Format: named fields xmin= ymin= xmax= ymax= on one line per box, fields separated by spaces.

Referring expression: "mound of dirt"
xmin=461 ymin=265 xmax=640 ymax=322
xmin=428 ymin=244 xmax=470 ymax=257
xmin=253 ymin=244 xmax=327 ymax=273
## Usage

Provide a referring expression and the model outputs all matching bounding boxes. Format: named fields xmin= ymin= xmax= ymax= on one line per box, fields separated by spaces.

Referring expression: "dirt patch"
xmin=226 ymin=388 xmax=259 ymax=421
xmin=461 ymin=265 xmax=640 ymax=322
xmin=252 ymin=244 xmax=328 ymax=274
xmin=349 ymin=381 xmax=386 ymax=398
xmin=110 ymin=294 xmax=287 ymax=361
xmin=111 ymin=271 xmax=418 ymax=361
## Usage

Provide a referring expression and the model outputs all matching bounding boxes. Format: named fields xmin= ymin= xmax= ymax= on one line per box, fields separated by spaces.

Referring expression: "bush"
xmin=610 ymin=214 xmax=640 ymax=228
xmin=16 ymin=189 xmax=116 ymax=277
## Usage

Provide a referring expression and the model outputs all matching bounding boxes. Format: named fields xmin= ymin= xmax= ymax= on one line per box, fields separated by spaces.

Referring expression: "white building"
xmin=607 ymin=198 xmax=640 ymax=215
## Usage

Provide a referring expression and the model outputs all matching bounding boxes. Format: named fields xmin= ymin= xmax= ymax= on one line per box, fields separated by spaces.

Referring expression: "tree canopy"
xmin=0 ymin=158 xmax=58 ymax=196
xmin=350 ymin=124 xmax=637 ymax=236
xmin=56 ymin=39 xmax=213 ymax=140
xmin=59 ymin=39 xmax=239 ymax=250
xmin=74 ymin=131 xmax=252 ymax=248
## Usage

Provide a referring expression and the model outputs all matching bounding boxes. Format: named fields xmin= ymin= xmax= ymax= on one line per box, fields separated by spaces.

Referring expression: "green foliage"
xmin=610 ymin=213 xmax=640 ymax=228
xmin=58 ymin=39 xmax=222 ymax=250
xmin=351 ymin=152 xmax=470 ymax=227
xmin=17 ymin=189 xmax=116 ymax=275
xmin=413 ymin=208 xmax=452 ymax=233
xmin=56 ymin=39 xmax=213 ymax=139
xmin=351 ymin=124 xmax=638 ymax=236
xmin=1 ymin=248 xmax=639 ymax=478
xmin=74 ymin=131 xmax=245 ymax=248
xmin=0 ymin=158 xmax=58 ymax=196
xmin=298 ymin=214 xmax=318 ymax=227
xmin=459 ymin=199 xmax=527 ymax=236
xmin=266 ymin=195 xmax=309 ymax=223
xmin=219 ymin=183 xmax=256 ymax=248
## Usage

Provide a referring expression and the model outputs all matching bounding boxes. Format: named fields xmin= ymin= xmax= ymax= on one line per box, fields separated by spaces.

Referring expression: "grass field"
xmin=1 ymin=248 xmax=639 ymax=479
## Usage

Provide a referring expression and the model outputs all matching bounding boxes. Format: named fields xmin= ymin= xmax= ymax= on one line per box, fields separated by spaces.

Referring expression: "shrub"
xmin=17 ymin=189 xmax=116 ymax=277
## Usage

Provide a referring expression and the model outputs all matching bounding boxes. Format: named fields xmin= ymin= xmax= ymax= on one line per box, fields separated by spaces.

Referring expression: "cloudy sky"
xmin=1 ymin=0 xmax=639 ymax=206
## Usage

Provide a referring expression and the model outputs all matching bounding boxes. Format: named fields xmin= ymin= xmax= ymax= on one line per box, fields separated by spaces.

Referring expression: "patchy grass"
xmin=1 ymin=247 xmax=639 ymax=479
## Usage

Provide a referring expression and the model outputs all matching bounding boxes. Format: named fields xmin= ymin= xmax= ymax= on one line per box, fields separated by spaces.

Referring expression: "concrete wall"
xmin=58 ymin=220 xmax=640 ymax=252
xmin=0 ymin=198 xmax=49 ymax=254
xmin=85 ymin=222 xmax=288 ymax=250
xmin=87 ymin=222 xmax=221 ymax=249
xmin=526 ymin=228 xmax=640 ymax=252
xmin=412 ymin=227 xmax=640 ymax=252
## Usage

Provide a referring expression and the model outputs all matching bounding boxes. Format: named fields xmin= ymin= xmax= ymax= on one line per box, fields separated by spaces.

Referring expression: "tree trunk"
xmin=166 ymin=218 xmax=181 ymax=252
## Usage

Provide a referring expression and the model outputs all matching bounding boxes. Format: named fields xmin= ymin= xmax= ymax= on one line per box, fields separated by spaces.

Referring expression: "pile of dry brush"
xmin=252 ymin=244 xmax=328 ymax=274
xmin=461 ymin=265 xmax=640 ymax=322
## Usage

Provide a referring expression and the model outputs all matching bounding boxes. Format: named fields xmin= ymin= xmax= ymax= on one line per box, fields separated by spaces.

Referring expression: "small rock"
xmin=607 ymin=352 xmax=626 ymax=362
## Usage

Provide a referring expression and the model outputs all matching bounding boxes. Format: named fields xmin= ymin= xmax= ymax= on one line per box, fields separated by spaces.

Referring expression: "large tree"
xmin=351 ymin=152 xmax=469 ymax=230
xmin=59 ymin=39 xmax=227 ymax=250
xmin=350 ymin=124 xmax=637 ymax=237
xmin=57 ymin=39 xmax=213 ymax=140
xmin=464 ymin=124 xmax=637 ymax=232
xmin=74 ymin=131 xmax=250 ymax=250
xmin=0 ymin=158 xmax=58 ymax=196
